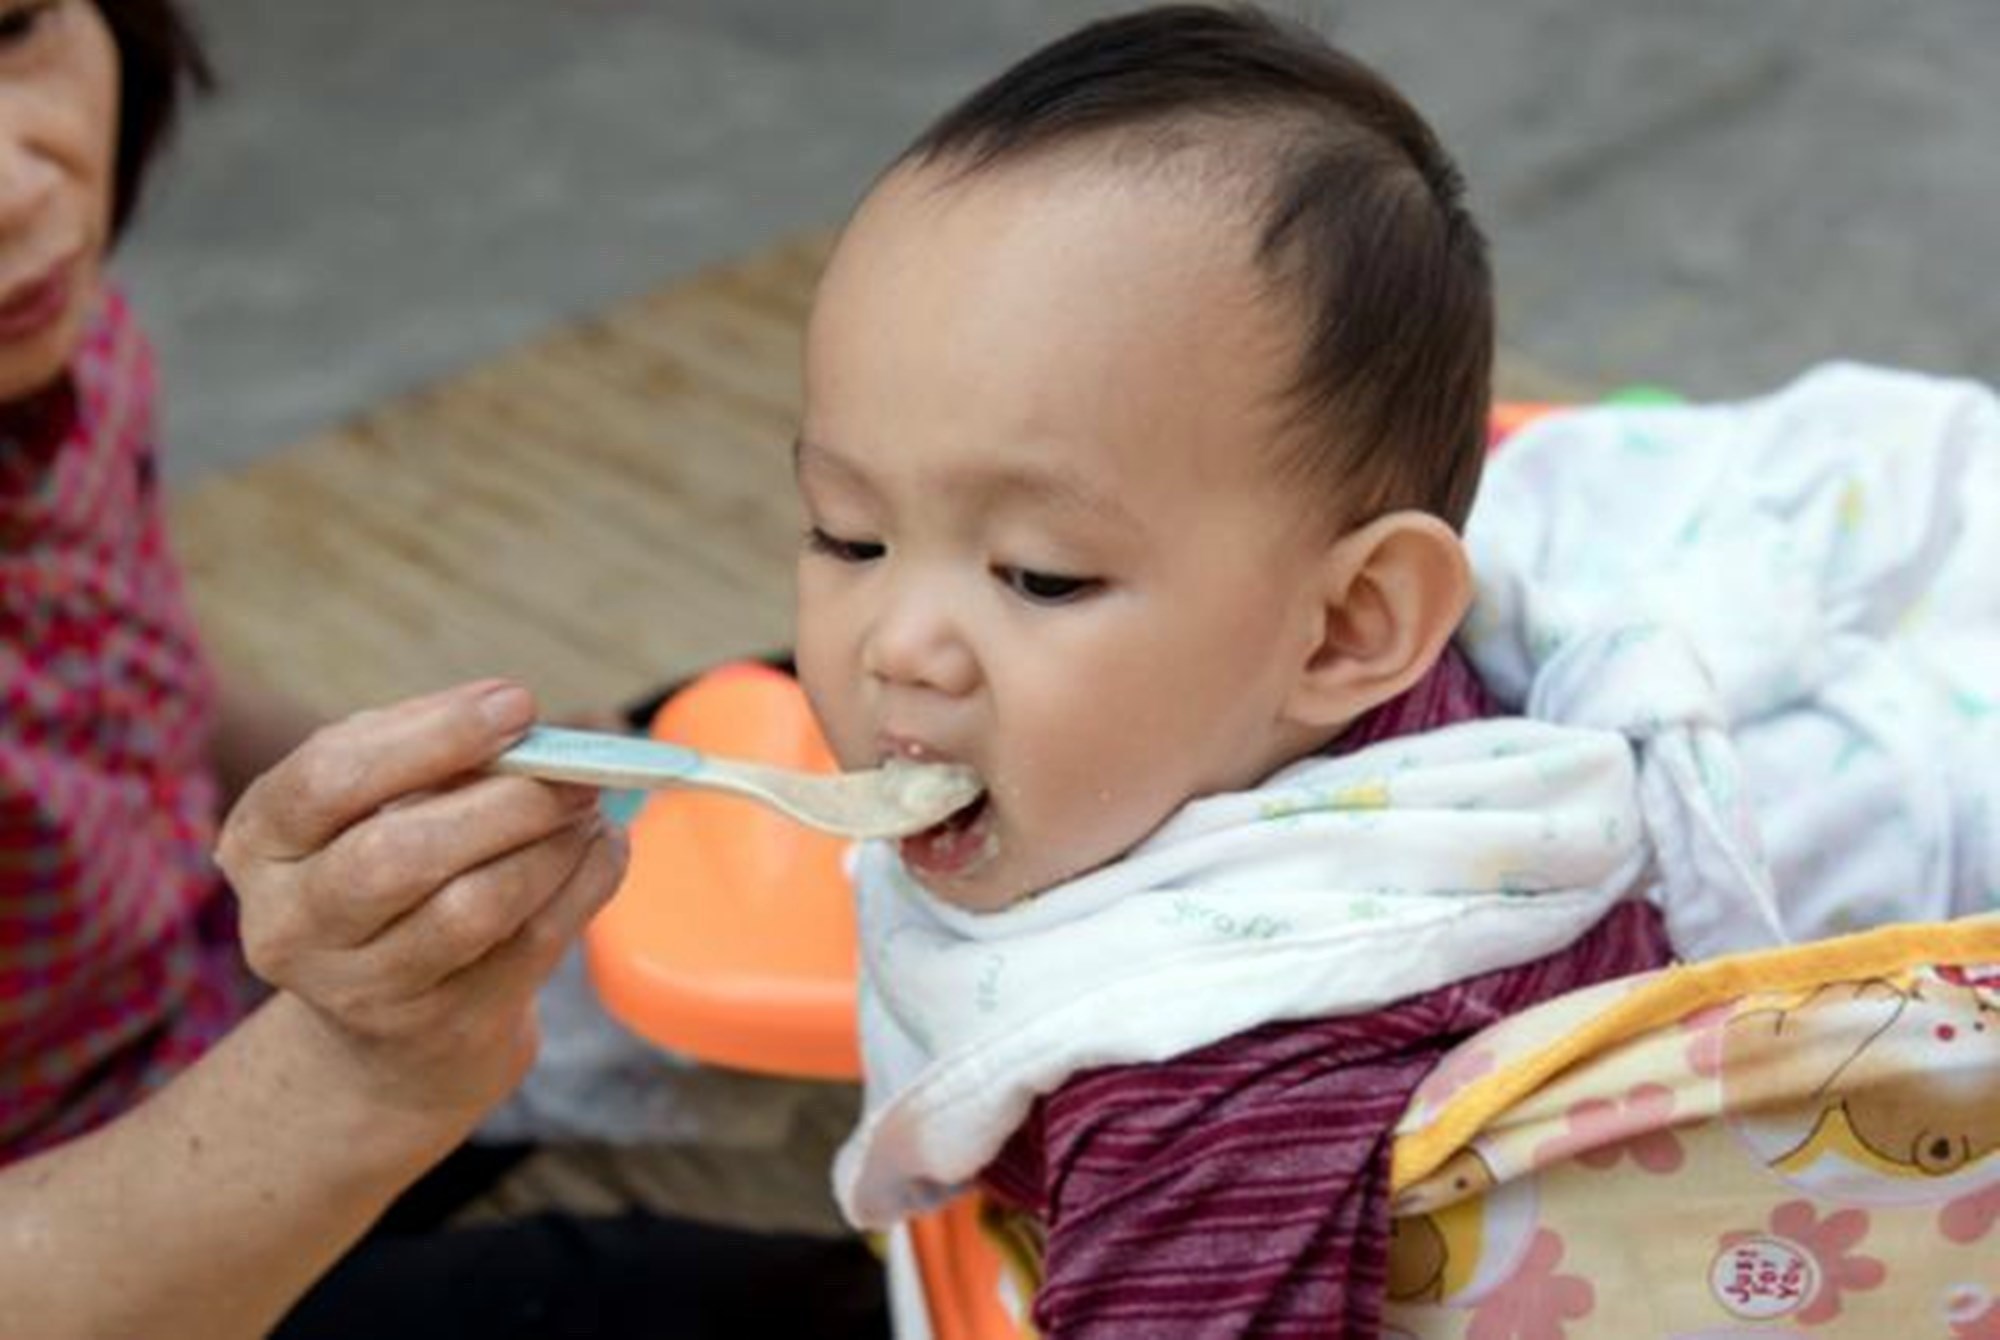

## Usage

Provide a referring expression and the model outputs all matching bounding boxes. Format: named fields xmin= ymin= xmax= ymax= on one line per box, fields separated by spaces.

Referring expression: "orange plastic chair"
xmin=584 ymin=659 xmax=1019 ymax=1340
xmin=1486 ymin=400 xmax=1561 ymax=444
xmin=585 ymin=659 xmax=862 ymax=1080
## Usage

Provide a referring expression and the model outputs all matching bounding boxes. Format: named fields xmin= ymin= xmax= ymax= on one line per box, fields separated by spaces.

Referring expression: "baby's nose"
xmin=864 ymin=589 xmax=978 ymax=696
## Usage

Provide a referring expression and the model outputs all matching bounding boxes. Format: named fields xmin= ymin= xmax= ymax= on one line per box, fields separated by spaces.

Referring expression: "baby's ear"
xmin=1282 ymin=511 xmax=1473 ymax=732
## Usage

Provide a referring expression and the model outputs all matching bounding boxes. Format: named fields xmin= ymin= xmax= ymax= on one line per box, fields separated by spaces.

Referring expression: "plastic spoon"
xmin=492 ymin=726 xmax=982 ymax=840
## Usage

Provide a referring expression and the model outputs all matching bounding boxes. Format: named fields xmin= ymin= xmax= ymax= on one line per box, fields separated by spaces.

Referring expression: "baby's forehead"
xmin=843 ymin=145 xmax=1305 ymax=357
xmin=809 ymin=138 xmax=1342 ymax=520
xmin=875 ymin=117 xmax=1285 ymax=231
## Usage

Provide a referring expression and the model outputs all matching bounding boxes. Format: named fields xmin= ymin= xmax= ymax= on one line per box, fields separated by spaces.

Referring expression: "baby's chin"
xmin=895 ymin=815 xmax=1035 ymax=913
xmin=893 ymin=782 xmax=1165 ymax=914
xmin=899 ymin=835 xmax=1120 ymax=916
xmin=898 ymin=848 xmax=1027 ymax=916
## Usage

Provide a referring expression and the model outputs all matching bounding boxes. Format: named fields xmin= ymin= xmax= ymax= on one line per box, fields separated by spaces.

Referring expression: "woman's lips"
xmin=0 ymin=256 xmax=79 ymax=342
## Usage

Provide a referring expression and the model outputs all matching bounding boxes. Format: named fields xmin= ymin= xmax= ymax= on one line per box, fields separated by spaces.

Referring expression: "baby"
xmin=791 ymin=5 xmax=1672 ymax=1334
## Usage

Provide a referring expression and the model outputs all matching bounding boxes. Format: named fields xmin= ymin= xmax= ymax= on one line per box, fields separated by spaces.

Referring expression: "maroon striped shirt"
xmin=978 ymin=651 xmax=1674 ymax=1337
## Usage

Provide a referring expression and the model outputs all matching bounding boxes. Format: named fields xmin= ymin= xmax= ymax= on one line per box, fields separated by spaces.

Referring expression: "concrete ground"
xmin=121 ymin=0 xmax=2000 ymax=482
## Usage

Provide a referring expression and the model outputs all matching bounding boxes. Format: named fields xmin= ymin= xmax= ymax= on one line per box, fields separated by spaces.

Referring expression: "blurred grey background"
xmin=120 ymin=0 xmax=1999 ymax=483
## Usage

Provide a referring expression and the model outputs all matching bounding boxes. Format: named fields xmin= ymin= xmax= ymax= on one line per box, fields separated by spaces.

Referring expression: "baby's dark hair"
xmin=897 ymin=3 xmax=1492 ymax=531
xmin=95 ymin=0 xmax=214 ymax=241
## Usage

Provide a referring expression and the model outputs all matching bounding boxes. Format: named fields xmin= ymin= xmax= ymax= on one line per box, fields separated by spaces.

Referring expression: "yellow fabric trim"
xmin=1390 ymin=914 xmax=2000 ymax=1193
xmin=977 ymin=1198 xmax=1044 ymax=1340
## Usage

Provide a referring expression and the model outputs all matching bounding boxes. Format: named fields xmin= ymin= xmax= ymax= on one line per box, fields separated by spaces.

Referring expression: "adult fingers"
xmin=326 ymin=821 xmax=628 ymax=1048
xmin=347 ymin=809 xmax=615 ymax=1000
xmin=444 ymin=821 xmax=629 ymax=1019
xmin=296 ymin=772 xmax=600 ymax=948
xmin=221 ymin=680 xmax=537 ymax=863
xmin=509 ymin=820 xmax=629 ymax=977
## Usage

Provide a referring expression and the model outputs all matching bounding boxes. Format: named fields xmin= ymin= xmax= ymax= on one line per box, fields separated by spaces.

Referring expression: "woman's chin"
xmin=0 ymin=303 xmax=94 ymax=404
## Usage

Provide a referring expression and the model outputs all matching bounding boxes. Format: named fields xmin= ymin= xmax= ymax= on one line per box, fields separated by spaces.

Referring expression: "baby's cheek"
xmin=793 ymin=656 xmax=862 ymax=766
xmin=1057 ymin=784 xmax=1183 ymax=878
xmin=1005 ymin=689 xmax=1208 ymax=883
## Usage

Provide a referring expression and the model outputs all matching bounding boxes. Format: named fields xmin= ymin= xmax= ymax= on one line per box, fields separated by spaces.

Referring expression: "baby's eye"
xmin=805 ymin=527 xmax=885 ymax=564
xmin=997 ymin=566 xmax=1100 ymax=605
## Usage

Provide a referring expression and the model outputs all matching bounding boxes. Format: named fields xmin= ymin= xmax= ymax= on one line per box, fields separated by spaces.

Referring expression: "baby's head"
xmin=795 ymin=4 xmax=1492 ymax=911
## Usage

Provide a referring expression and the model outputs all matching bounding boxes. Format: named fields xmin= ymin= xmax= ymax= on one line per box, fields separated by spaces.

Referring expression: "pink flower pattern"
xmin=1720 ymin=1201 xmax=1885 ymax=1325
xmin=1941 ymin=1181 xmax=2000 ymax=1244
xmin=1679 ymin=1001 xmax=1732 ymax=1077
xmin=1466 ymin=1228 xmax=1593 ymax=1340
xmin=1534 ymin=1082 xmax=1684 ymax=1174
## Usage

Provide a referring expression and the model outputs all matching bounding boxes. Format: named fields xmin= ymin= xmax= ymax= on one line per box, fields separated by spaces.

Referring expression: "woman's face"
xmin=0 ymin=0 xmax=117 ymax=404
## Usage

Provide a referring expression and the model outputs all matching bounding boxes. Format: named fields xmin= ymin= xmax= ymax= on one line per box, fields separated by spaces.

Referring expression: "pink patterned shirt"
xmin=0 ymin=290 xmax=255 ymax=1162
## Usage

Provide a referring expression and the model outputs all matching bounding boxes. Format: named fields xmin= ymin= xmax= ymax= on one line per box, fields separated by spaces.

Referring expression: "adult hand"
xmin=217 ymin=680 xmax=627 ymax=1121
xmin=4 ymin=683 xmax=627 ymax=1340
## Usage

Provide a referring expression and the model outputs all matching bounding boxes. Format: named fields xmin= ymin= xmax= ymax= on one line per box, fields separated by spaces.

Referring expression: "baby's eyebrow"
xmin=794 ymin=436 xmax=1138 ymax=530
xmin=969 ymin=461 xmax=1138 ymax=530
xmin=793 ymin=437 xmax=876 ymax=495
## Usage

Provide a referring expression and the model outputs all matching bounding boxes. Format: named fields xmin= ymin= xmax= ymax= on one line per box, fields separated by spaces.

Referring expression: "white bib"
xmin=836 ymin=717 xmax=1653 ymax=1227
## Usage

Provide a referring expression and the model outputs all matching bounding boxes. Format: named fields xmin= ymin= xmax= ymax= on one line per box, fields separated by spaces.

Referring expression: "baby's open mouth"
xmin=900 ymin=789 xmax=994 ymax=879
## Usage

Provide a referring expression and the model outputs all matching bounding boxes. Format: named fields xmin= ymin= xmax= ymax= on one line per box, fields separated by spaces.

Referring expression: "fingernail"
xmin=478 ymin=684 xmax=535 ymax=736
